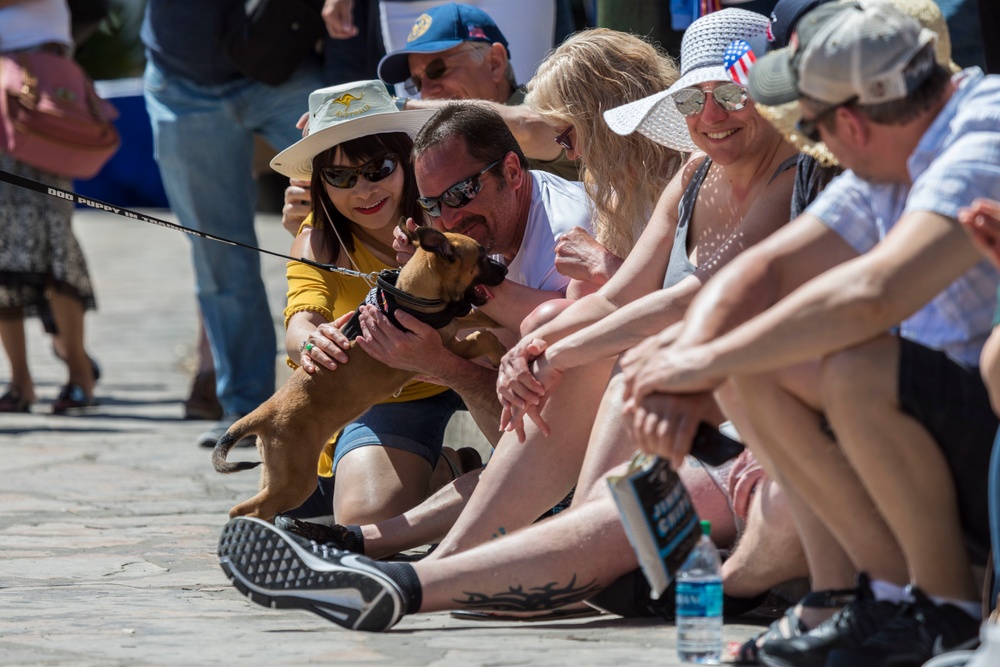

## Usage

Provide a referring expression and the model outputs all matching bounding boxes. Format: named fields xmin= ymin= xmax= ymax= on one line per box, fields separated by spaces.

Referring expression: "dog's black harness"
xmin=340 ymin=270 xmax=476 ymax=339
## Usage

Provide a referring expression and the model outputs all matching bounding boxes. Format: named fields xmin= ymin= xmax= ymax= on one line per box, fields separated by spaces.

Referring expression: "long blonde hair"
xmin=527 ymin=29 xmax=684 ymax=257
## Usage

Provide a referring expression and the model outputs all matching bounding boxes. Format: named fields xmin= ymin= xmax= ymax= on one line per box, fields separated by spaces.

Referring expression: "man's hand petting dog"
xmin=356 ymin=305 xmax=448 ymax=383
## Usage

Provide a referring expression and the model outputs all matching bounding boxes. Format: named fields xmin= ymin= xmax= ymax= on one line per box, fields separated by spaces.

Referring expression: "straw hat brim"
xmin=270 ymin=108 xmax=437 ymax=180
xmin=603 ymin=64 xmax=732 ymax=153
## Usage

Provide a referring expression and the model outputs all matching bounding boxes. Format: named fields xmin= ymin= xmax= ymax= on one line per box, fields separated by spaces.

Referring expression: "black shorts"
xmin=897 ymin=338 xmax=997 ymax=564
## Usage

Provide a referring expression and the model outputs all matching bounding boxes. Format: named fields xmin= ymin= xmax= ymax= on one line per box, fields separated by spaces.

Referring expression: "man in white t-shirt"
xmin=351 ymin=102 xmax=593 ymax=442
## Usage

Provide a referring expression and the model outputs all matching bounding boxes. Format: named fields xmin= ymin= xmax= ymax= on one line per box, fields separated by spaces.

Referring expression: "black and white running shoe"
xmin=218 ymin=516 xmax=405 ymax=632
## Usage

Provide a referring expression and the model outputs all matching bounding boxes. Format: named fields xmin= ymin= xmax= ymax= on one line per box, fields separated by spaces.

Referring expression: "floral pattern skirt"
xmin=0 ymin=153 xmax=96 ymax=331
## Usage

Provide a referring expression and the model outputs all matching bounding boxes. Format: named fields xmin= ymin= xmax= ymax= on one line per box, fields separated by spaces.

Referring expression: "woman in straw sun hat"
xmin=274 ymin=80 xmax=480 ymax=529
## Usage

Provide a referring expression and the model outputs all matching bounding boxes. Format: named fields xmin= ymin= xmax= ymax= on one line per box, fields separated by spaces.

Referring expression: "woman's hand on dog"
xmin=300 ymin=312 xmax=353 ymax=373
xmin=393 ymin=218 xmax=419 ymax=266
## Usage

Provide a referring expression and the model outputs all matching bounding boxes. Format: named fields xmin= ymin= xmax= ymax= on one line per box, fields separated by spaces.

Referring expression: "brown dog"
xmin=213 ymin=227 xmax=507 ymax=520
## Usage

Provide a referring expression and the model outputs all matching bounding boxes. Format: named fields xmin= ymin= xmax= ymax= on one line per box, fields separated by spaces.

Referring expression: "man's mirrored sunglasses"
xmin=416 ymin=158 xmax=503 ymax=217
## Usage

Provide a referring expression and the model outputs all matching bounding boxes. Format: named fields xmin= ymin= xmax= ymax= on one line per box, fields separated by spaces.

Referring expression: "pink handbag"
xmin=0 ymin=50 xmax=120 ymax=179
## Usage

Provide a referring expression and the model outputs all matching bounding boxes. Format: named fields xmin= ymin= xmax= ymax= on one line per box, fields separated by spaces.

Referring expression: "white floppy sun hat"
xmin=603 ymin=8 xmax=771 ymax=152
xmin=271 ymin=80 xmax=436 ymax=180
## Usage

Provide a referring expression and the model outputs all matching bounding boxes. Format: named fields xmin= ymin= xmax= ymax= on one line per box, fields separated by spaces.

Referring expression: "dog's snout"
xmin=480 ymin=257 xmax=507 ymax=287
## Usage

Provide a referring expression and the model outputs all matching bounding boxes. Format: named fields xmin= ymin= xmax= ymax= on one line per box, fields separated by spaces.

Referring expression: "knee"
xmin=819 ymin=338 xmax=895 ymax=415
xmin=520 ymin=298 xmax=573 ymax=338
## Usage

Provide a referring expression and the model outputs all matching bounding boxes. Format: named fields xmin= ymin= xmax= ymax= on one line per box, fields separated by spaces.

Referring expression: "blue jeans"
xmin=144 ymin=61 xmax=324 ymax=415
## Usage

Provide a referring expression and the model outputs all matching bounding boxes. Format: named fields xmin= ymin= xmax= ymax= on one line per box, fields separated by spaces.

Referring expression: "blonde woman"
xmin=527 ymin=28 xmax=685 ymax=273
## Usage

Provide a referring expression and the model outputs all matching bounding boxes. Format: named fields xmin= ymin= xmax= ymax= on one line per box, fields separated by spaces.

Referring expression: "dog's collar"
xmin=340 ymin=270 xmax=474 ymax=338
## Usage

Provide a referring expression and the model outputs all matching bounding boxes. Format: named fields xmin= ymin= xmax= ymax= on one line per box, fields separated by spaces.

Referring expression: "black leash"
xmin=0 ymin=169 xmax=378 ymax=280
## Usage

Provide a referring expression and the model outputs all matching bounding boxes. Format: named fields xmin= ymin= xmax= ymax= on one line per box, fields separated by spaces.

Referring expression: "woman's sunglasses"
xmin=554 ymin=126 xmax=574 ymax=152
xmin=673 ymin=83 xmax=749 ymax=117
xmin=318 ymin=154 xmax=399 ymax=189
xmin=417 ymin=158 xmax=503 ymax=217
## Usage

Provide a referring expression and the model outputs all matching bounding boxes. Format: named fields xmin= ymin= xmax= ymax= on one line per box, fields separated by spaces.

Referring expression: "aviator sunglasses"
xmin=318 ymin=154 xmax=399 ymax=189
xmin=406 ymin=57 xmax=449 ymax=94
xmin=417 ymin=158 xmax=503 ymax=217
xmin=673 ymin=83 xmax=749 ymax=117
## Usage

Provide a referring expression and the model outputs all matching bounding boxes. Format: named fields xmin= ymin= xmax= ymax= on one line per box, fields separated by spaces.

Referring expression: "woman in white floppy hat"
xmin=274 ymin=80 xmax=481 ymax=529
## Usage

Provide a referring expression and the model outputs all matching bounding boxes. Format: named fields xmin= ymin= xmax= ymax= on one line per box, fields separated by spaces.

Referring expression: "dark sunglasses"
xmin=405 ymin=57 xmax=451 ymax=95
xmin=673 ymin=83 xmax=749 ymax=117
xmin=417 ymin=158 xmax=503 ymax=217
xmin=554 ymin=126 xmax=573 ymax=152
xmin=318 ymin=154 xmax=399 ymax=189
xmin=796 ymin=97 xmax=857 ymax=143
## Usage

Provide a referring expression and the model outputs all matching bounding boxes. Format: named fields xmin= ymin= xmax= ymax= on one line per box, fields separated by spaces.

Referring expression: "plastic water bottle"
xmin=676 ymin=520 xmax=723 ymax=663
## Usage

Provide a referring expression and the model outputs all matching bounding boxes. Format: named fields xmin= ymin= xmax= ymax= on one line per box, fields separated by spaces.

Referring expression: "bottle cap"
xmin=700 ymin=519 xmax=711 ymax=536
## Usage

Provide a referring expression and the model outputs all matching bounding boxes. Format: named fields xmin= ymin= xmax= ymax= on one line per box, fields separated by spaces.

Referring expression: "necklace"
xmin=351 ymin=225 xmax=398 ymax=265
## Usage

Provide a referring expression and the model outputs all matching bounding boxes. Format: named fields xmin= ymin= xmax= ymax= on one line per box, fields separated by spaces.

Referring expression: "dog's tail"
xmin=212 ymin=416 xmax=261 ymax=473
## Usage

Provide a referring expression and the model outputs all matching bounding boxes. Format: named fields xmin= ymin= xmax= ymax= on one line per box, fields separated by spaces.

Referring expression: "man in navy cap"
xmin=376 ymin=3 xmax=579 ymax=181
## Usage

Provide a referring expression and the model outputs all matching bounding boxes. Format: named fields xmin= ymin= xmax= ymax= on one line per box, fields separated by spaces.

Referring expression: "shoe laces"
xmin=286 ymin=519 xmax=361 ymax=552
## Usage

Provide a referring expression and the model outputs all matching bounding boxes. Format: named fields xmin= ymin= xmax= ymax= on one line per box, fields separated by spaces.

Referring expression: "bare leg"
xmin=429 ymin=358 xmax=616 ymax=558
xmin=333 ymin=447 xmax=435 ymax=525
xmin=731 ymin=363 xmax=908 ymax=588
xmin=722 ymin=477 xmax=810 ymax=598
xmin=47 ymin=291 xmax=93 ymax=397
xmin=822 ymin=336 xmax=978 ymax=601
xmin=362 ymin=469 xmax=484 ymax=560
xmin=0 ymin=314 xmax=35 ymax=402
xmin=414 ymin=484 xmax=636 ymax=612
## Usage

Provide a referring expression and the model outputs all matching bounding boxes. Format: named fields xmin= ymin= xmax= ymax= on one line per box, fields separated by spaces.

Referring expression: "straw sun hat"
xmin=270 ymin=80 xmax=436 ymax=180
xmin=603 ymin=8 xmax=771 ymax=152
xmin=754 ymin=0 xmax=962 ymax=168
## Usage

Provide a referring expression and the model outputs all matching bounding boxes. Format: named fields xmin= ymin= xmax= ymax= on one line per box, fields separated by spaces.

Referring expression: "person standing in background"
xmin=0 ymin=0 xmax=99 ymax=415
xmin=142 ymin=0 xmax=326 ymax=446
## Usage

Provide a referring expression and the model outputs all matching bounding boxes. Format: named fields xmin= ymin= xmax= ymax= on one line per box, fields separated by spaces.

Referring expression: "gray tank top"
xmin=662 ymin=155 xmax=798 ymax=289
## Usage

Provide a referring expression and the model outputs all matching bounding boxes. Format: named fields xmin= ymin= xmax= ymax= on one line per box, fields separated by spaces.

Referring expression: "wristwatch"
xmin=393 ymin=96 xmax=409 ymax=111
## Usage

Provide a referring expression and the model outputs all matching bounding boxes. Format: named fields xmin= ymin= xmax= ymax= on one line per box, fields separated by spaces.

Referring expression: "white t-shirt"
xmin=500 ymin=170 xmax=593 ymax=292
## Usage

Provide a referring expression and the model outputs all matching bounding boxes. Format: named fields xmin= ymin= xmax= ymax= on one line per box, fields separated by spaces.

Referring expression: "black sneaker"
xmin=273 ymin=516 xmax=364 ymax=554
xmin=759 ymin=573 xmax=901 ymax=667
xmin=826 ymin=587 xmax=980 ymax=667
xmin=217 ymin=516 xmax=405 ymax=632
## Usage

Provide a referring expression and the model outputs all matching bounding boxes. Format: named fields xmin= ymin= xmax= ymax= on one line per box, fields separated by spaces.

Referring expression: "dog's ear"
xmin=415 ymin=227 xmax=455 ymax=262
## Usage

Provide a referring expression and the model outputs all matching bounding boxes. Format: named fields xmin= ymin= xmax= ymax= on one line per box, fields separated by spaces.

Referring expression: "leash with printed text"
xmin=0 ymin=169 xmax=379 ymax=281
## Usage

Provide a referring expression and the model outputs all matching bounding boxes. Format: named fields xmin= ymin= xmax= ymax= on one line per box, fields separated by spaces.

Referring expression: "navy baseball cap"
xmin=378 ymin=3 xmax=510 ymax=85
xmin=766 ymin=0 xmax=834 ymax=51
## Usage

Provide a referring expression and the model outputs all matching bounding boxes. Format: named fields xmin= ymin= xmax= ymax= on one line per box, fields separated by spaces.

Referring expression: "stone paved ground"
xmin=0 ymin=210 xmax=765 ymax=666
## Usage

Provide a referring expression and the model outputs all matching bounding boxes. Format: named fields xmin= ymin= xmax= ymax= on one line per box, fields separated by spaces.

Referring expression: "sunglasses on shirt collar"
xmin=673 ymin=83 xmax=749 ymax=116
xmin=318 ymin=154 xmax=399 ymax=189
xmin=416 ymin=157 xmax=504 ymax=217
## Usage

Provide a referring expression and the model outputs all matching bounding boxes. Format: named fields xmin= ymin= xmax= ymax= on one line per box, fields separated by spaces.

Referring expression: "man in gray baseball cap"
xmin=616 ymin=2 xmax=1000 ymax=665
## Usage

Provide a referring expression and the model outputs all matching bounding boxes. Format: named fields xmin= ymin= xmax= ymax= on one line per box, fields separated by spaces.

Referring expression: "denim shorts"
xmin=284 ymin=389 xmax=464 ymax=519
xmin=331 ymin=389 xmax=464 ymax=471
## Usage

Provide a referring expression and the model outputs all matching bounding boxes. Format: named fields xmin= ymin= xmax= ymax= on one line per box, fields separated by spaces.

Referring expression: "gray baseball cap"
xmin=749 ymin=0 xmax=936 ymax=106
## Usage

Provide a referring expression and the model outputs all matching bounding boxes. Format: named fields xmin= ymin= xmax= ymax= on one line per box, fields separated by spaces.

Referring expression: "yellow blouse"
xmin=284 ymin=215 xmax=450 ymax=476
